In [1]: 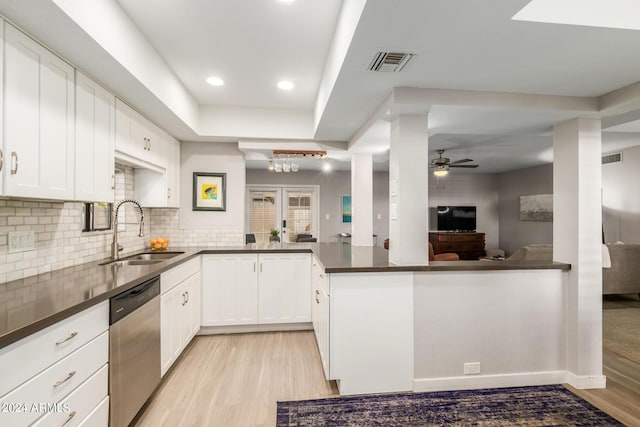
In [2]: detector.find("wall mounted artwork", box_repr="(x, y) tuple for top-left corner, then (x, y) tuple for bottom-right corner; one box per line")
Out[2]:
(520, 194), (553, 221)
(193, 172), (226, 211)
(342, 195), (352, 223)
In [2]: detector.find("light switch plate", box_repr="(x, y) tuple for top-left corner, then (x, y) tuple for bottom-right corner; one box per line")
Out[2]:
(8, 230), (35, 253)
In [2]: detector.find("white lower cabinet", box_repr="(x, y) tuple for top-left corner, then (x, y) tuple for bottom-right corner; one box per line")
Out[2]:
(312, 256), (330, 380)
(160, 258), (201, 377)
(258, 253), (311, 324)
(201, 253), (311, 327)
(0, 302), (109, 427)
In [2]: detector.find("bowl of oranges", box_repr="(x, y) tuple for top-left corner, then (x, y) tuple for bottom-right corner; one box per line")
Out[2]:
(149, 237), (170, 251)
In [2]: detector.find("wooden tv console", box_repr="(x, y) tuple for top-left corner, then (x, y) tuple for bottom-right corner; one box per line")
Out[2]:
(429, 232), (486, 260)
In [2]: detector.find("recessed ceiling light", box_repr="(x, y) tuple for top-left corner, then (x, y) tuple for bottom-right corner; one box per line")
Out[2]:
(206, 76), (225, 87)
(277, 80), (294, 91)
(278, 0), (296, 3)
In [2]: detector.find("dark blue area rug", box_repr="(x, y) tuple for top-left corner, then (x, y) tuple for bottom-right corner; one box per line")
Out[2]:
(277, 385), (623, 426)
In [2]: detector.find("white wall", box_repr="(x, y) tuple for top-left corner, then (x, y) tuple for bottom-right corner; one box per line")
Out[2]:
(245, 170), (389, 245)
(428, 174), (499, 249)
(602, 145), (640, 243)
(497, 164), (554, 256)
(180, 142), (246, 229)
(414, 270), (568, 391)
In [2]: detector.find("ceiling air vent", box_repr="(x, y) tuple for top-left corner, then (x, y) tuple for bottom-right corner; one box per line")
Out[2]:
(602, 152), (622, 165)
(368, 51), (414, 72)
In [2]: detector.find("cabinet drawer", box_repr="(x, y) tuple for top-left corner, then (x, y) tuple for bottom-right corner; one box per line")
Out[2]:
(77, 396), (108, 427)
(31, 365), (108, 427)
(0, 332), (108, 426)
(161, 257), (200, 294)
(436, 233), (484, 242)
(437, 242), (484, 253)
(0, 301), (108, 397)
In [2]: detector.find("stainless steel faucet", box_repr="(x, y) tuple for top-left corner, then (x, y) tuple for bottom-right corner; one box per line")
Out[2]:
(112, 199), (145, 260)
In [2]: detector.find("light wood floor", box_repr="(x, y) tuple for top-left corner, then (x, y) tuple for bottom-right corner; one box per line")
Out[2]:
(134, 331), (338, 427)
(136, 313), (640, 426)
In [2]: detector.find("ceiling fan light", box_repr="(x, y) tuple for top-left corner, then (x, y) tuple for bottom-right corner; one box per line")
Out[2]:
(433, 166), (449, 177)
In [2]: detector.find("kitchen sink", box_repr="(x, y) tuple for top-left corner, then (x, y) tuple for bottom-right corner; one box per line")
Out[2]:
(107, 259), (164, 267)
(100, 251), (185, 266)
(120, 252), (185, 261)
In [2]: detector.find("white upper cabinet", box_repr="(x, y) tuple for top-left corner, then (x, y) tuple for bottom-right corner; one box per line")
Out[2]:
(166, 137), (180, 208)
(75, 71), (115, 203)
(3, 23), (75, 200)
(115, 98), (166, 170)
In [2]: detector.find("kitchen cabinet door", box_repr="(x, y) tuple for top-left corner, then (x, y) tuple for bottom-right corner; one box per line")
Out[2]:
(318, 281), (330, 380)
(115, 98), (166, 170)
(115, 99), (146, 162)
(4, 23), (74, 200)
(202, 254), (258, 326)
(166, 137), (180, 208)
(75, 71), (115, 202)
(258, 254), (311, 324)
(143, 122), (166, 169)
(187, 272), (201, 340)
(161, 283), (184, 377)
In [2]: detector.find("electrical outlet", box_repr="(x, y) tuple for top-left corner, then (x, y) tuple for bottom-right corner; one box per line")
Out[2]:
(464, 362), (481, 375)
(8, 230), (35, 253)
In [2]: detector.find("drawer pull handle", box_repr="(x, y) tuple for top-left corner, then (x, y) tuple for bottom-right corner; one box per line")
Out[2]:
(53, 371), (76, 387)
(55, 332), (78, 345)
(58, 411), (76, 427)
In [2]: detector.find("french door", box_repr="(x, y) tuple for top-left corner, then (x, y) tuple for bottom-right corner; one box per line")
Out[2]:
(246, 186), (319, 243)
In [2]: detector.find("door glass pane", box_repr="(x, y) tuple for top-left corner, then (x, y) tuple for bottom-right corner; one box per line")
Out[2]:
(287, 192), (312, 243)
(249, 191), (277, 244)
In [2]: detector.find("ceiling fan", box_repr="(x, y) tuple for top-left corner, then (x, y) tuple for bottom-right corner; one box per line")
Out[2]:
(431, 149), (478, 176)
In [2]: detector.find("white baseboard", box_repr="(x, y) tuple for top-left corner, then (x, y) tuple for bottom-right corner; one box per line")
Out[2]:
(197, 322), (312, 335)
(413, 371), (567, 392)
(565, 372), (607, 389)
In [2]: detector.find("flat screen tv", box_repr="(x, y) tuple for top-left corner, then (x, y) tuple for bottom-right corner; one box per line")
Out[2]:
(437, 206), (476, 232)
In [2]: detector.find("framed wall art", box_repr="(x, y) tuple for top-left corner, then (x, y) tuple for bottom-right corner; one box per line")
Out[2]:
(193, 172), (226, 211)
(519, 194), (552, 221)
(342, 195), (352, 223)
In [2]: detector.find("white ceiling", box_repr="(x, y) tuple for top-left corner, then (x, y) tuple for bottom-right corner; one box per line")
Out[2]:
(3, 0), (640, 174)
(115, 0), (342, 110)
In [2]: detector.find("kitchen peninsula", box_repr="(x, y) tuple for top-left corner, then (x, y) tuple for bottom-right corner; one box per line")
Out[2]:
(1, 242), (570, 408)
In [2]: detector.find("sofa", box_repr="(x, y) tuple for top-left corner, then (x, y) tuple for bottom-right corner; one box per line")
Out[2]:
(602, 244), (640, 296)
(506, 243), (640, 296)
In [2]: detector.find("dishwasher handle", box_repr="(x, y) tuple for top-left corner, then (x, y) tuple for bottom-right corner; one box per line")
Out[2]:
(110, 276), (160, 325)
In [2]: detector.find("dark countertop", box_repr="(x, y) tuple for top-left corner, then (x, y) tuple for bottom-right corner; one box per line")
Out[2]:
(0, 242), (569, 349)
(312, 243), (571, 273)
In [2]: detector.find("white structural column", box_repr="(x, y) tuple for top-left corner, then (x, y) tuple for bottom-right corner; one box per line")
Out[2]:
(553, 118), (605, 388)
(389, 115), (429, 265)
(351, 153), (374, 246)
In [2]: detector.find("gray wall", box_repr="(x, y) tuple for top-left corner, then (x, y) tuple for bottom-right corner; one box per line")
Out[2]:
(498, 164), (553, 256)
(246, 170), (389, 245)
(602, 145), (640, 243)
(429, 173), (500, 249)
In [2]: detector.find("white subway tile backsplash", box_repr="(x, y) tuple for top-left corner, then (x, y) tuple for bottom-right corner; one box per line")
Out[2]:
(0, 164), (244, 285)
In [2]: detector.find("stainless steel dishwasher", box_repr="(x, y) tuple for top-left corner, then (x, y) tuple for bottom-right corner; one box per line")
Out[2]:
(109, 276), (161, 427)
